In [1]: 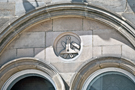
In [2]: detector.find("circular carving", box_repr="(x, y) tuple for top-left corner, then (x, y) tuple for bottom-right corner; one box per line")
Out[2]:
(53, 32), (81, 61)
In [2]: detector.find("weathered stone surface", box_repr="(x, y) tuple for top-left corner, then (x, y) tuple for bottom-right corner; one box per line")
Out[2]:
(42, 0), (51, 4)
(0, 1), (135, 90)
(53, 17), (82, 31)
(0, 79), (3, 89)
(122, 13), (135, 25)
(46, 32), (62, 47)
(0, 2), (15, 16)
(0, 0), (7, 2)
(60, 73), (75, 85)
(27, 20), (52, 32)
(92, 46), (102, 57)
(122, 45), (135, 61)
(9, 0), (43, 2)
(93, 29), (130, 46)
(10, 32), (45, 48)
(52, 62), (82, 73)
(17, 65), (37, 71)
(0, 67), (19, 85)
(8, 16), (18, 23)
(34, 48), (45, 61)
(0, 48), (16, 67)
(15, 2), (45, 16)
(83, 19), (111, 30)
(100, 62), (120, 68)
(17, 48), (34, 58)
(52, 0), (71, 3)
(75, 31), (92, 46)
(85, 0), (126, 12)
(103, 45), (121, 56)
(0, 2), (14, 9)
(0, 18), (9, 28)
(46, 47), (60, 63)
(77, 46), (92, 61)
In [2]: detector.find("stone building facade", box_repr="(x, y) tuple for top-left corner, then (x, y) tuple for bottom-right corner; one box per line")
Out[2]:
(0, 0), (135, 90)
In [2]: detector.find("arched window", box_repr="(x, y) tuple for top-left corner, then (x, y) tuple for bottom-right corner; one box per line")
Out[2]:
(83, 68), (135, 90)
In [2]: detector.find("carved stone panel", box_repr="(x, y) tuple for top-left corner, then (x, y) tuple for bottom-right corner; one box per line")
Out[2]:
(53, 32), (81, 61)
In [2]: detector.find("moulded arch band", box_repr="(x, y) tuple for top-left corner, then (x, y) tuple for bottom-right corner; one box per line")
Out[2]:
(0, 3), (135, 56)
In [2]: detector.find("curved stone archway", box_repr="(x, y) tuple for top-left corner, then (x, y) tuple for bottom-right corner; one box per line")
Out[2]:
(83, 68), (135, 90)
(0, 3), (135, 56)
(70, 56), (135, 90)
(0, 57), (65, 90)
(3, 69), (56, 90)
(0, 3), (135, 90)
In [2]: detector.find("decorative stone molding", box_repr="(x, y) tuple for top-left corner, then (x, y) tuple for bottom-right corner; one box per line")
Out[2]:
(0, 57), (65, 90)
(53, 32), (82, 61)
(70, 56), (135, 90)
(0, 3), (135, 56)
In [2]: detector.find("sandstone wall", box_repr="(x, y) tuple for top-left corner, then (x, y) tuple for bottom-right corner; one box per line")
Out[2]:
(0, 0), (135, 89)
(0, 0), (135, 29)
(0, 17), (134, 87)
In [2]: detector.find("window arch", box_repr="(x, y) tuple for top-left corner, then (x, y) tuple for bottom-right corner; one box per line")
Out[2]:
(0, 57), (65, 90)
(2, 69), (56, 90)
(70, 56), (135, 90)
(82, 68), (135, 90)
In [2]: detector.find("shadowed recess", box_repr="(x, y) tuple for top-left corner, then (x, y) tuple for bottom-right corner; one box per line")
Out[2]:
(11, 76), (55, 90)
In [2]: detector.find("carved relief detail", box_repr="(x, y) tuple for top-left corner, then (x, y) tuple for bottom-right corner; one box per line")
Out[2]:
(53, 32), (81, 60)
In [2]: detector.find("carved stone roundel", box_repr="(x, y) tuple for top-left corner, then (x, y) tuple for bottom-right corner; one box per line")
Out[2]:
(53, 32), (81, 60)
